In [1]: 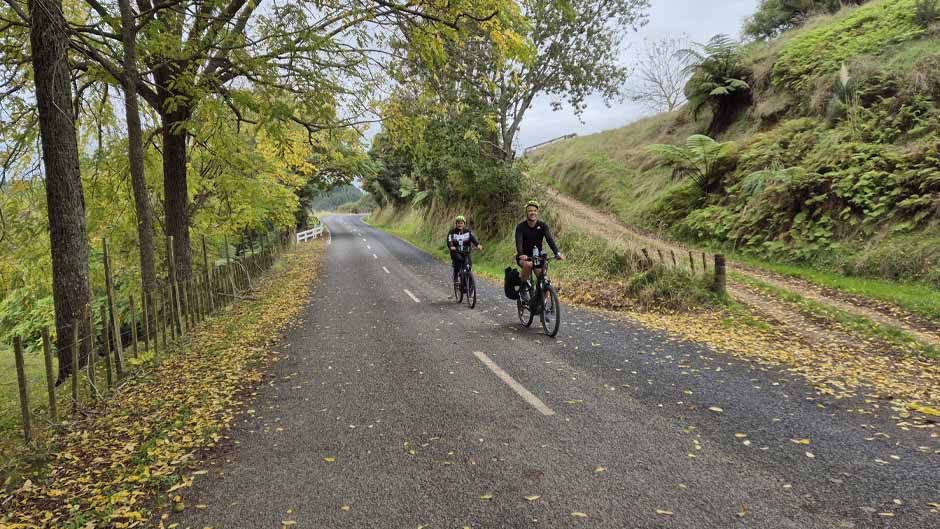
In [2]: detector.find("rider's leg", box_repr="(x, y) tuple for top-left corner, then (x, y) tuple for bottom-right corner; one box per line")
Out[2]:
(520, 259), (533, 283)
(519, 259), (534, 301)
(451, 252), (460, 284)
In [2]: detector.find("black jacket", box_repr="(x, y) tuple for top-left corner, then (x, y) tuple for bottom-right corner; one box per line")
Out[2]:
(515, 220), (559, 258)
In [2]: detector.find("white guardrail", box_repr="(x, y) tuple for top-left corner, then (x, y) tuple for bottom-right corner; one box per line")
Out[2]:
(296, 225), (324, 243)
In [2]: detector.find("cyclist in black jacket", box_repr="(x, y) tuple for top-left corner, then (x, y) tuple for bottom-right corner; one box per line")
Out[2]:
(515, 200), (565, 302)
(447, 215), (483, 288)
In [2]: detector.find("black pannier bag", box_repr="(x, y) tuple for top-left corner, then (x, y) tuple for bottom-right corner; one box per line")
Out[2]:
(504, 267), (521, 300)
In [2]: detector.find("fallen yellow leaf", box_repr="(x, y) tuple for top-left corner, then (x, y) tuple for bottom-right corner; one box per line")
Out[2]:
(340, 505), (351, 511)
(708, 406), (723, 413)
(525, 495), (541, 502)
(480, 494), (493, 500)
(656, 509), (673, 516)
(322, 456), (336, 463)
(791, 438), (810, 445)
(571, 512), (588, 518)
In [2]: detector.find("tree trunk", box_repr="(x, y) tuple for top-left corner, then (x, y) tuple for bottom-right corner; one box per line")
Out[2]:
(118, 0), (157, 294)
(161, 106), (193, 281)
(29, 0), (92, 381)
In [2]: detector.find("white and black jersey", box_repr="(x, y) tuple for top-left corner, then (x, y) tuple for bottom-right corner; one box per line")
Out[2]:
(447, 228), (480, 253)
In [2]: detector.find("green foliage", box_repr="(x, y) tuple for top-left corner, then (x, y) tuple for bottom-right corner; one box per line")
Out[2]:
(773, 0), (925, 90)
(679, 35), (752, 135)
(743, 0), (851, 40)
(647, 135), (738, 195)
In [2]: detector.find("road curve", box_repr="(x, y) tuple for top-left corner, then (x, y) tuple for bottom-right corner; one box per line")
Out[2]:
(167, 214), (940, 529)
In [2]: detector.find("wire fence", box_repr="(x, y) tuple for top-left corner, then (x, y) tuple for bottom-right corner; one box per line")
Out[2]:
(8, 228), (298, 445)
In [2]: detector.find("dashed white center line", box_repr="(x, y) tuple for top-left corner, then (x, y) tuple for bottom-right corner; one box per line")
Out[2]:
(382, 266), (391, 274)
(373, 253), (378, 259)
(473, 351), (555, 416)
(403, 289), (420, 303)
(362, 238), (367, 242)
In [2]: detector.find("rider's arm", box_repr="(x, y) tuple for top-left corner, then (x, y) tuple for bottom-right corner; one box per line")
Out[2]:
(515, 223), (525, 257)
(446, 231), (454, 250)
(470, 230), (481, 248)
(543, 223), (561, 256)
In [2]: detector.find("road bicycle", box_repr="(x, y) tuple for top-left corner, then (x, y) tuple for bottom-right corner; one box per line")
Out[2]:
(516, 251), (561, 337)
(453, 248), (477, 309)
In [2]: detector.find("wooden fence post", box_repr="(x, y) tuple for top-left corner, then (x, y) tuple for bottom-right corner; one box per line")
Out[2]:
(143, 292), (151, 356)
(167, 236), (184, 336)
(129, 295), (139, 358)
(641, 248), (652, 268)
(41, 328), (57, 422)
(85, 306), (97, 402)
(203, 235), (214, 313)
(71, 320), (80, 414)
(688, 250), (696, 273)
(701, 251), (707, 272)
(101, 302), (113, 389)
(13, 337), (31, 443)
(713, 254), (727, 295)
(103, 239), (125, 377)
(669, 250), (677, 269)
(224, 235), (233, 300)
(656, 248), (666, 267)
(153, 291), (162, 364)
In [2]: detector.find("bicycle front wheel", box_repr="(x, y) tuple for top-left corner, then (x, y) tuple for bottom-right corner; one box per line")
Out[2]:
(466, 272), (477, 309)
(517, 297), (533, 327)
(540, 284), (561, 337)
(455, 273), (464, 303)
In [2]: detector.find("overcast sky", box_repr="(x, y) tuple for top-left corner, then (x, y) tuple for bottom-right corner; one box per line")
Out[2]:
(517, 0), (760, 150)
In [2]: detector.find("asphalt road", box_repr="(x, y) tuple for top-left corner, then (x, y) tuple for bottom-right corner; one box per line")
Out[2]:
(168, 214), (940, 529)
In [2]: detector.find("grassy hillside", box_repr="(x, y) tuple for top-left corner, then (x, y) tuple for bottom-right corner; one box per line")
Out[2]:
(529, 0), (940, 287)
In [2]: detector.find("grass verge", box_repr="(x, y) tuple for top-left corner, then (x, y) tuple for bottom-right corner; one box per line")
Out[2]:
(731, 255), (940, 322)
(1, 241), (325, 528)
(732, 271), (940, 359)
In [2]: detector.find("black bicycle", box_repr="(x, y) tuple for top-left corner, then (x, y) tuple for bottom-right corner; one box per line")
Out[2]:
(453, 249), (477, 309)
(516, 253), (561, 337)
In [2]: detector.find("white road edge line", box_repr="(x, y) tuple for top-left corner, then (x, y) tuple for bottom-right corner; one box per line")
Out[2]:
(403, 289), (421, 303)
(382, 266), (391, 274)
(472, 351), (556, 416)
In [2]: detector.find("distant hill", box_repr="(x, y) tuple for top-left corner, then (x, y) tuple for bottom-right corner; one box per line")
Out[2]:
(309, 185), (364, 211)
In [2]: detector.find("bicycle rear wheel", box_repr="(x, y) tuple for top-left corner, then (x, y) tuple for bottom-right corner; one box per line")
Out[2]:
(540, 284), (561, 337)
(466, 272), (477, 309)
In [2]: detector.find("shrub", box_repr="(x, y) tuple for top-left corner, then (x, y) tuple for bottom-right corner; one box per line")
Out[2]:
(914, 0), (940, 28)
(744, 0), (847, 41)
(679, 35), (753, 136)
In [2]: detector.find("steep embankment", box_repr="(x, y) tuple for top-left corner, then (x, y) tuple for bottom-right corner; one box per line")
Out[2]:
(529, 0), (940, 340)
